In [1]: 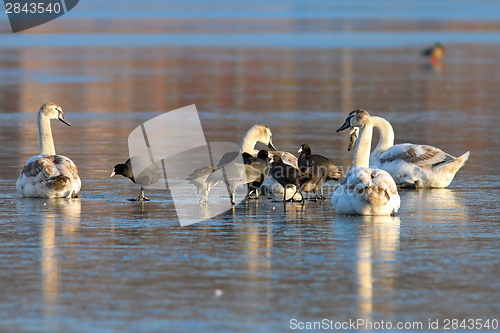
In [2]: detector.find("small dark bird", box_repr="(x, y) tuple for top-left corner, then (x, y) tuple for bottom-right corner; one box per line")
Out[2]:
(110, 156), (162, 201)
(270, 155), (323, 202)
(422, 42), (445, 63)
(298, 144), (341, 199)
(245, 150), (270, 198)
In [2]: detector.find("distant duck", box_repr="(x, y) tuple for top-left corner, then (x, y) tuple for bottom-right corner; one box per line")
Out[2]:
(16, 103), (81, 198)
(297, 143), (341, 199)
(422, 42), (445, 63)
(332, 110), (400, 216)
(111, 156), (162, 201)
(347, 115), (469, 188)
(270, 155), (324, 203)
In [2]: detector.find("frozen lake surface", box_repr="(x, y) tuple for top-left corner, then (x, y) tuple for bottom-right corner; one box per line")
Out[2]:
(1, 1), (500, 332)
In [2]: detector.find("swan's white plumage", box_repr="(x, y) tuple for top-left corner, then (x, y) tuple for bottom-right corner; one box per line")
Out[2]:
(358, 116), (470, 188)
(332, 110), (400, 216)
(331, 167), (400, 216)
(16, 103), (81, 198)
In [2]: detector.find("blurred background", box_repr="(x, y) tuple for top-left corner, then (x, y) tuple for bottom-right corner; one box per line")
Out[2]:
(1, 1), (500, 332)
(1, 0), (499, 171)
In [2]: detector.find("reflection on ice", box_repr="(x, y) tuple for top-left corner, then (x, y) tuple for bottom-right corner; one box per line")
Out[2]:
(334, 215), (400, 320)
(401, 188), (468, 224)
(16, 198), (81, 329)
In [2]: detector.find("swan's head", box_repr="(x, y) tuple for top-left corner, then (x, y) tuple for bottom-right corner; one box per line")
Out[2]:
(336, 109), (370, 133)
(298, 144), (311, 155)
(39, 102), (71, 126)
(244, 124), (277, 151)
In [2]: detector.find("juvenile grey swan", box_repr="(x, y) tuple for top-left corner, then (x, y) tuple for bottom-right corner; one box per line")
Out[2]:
(16, 103), (81, 198)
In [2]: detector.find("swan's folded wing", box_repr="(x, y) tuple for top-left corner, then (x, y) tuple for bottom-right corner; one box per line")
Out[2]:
(343, 168), (397, 195)
(22, 155), (60, 180)
(55, 156), (80, 180)
(370, 169), (398, 195)
(342, 167), (372, 189)
(379, 144), (447, 167)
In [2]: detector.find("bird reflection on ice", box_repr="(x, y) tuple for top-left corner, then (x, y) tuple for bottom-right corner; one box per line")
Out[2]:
(334, 215), (400, 322)
(16, 198), (81, 330)
(401, 188), (468, 225)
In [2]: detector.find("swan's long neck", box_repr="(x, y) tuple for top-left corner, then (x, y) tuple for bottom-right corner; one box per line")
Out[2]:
(38, 112), (56, 155)
(240, 137), (256, 154)
(371, 116), (394, 154)
(353, 120), (373, 168)
(239, 128), (260, 154)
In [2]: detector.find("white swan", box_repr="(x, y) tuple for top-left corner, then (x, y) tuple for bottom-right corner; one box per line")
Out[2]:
(16, 103), (81, 198)
(348, 116), (470, 188)
(332, 110), (400, 216)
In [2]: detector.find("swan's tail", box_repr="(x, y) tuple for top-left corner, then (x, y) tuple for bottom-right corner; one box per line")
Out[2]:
(434, 151), (470, 175)
(44, 175), (71, 190)
(427, 151), (470, 188)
